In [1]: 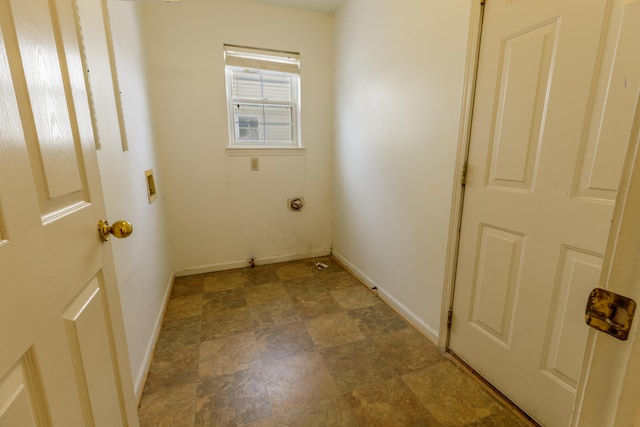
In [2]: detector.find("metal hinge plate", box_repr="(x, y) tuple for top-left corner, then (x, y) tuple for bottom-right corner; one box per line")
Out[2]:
(585, 288), (636, 341)
(461, 162), (468, 185)
(447, 308), (453, 329)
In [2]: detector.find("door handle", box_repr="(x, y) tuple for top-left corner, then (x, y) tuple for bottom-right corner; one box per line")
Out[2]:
(585, 288), (636, 340)
(98, 219), (133, 242)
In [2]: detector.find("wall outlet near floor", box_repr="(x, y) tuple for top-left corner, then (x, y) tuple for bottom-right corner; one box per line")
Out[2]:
(250, 157), (259, 171)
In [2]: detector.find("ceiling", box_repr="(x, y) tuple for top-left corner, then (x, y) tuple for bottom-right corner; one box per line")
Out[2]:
(250, 0), (345, 14)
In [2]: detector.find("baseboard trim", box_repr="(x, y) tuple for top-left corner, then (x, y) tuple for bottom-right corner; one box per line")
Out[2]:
(377, 287), (439, 344)
(134, 271), (175, 403)
(174, 249), (333, 277)
(331, 251), (439, 344)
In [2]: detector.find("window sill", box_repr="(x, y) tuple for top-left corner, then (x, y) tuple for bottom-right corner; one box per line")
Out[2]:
(225, 146), (306, 156)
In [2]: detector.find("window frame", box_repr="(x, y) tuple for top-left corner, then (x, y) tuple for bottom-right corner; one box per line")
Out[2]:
(224, 46), (302, 149)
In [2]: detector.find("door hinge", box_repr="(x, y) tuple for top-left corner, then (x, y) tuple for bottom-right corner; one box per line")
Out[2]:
(461, 162), (468, 186)
(447, 308), (453, 329)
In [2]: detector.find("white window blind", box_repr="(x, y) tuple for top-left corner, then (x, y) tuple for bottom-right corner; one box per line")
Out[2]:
(224, 45), (301, 147)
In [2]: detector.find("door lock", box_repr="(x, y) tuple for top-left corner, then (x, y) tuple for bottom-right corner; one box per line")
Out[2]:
(585, 288), (636, 340)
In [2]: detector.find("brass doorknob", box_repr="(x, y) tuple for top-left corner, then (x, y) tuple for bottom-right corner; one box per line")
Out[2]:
(98, 219), (133, 242)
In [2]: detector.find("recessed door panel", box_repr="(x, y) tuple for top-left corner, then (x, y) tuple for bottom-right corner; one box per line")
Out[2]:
(488, 21), (557, 192)
(63, 276), (124, 427)
(0, 2), (24, 245)
(3, 0), (88, 222)
(0, 356), (48, 427)
(575, 2), (640, 202)
(543, 247), (602, 388)
(470, 225), (525, 347)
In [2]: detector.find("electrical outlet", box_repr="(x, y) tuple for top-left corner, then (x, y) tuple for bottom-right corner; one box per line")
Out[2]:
(250, 157), (259, 171)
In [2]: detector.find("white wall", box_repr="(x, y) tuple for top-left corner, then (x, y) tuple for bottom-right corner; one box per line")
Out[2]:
(138, 0), (334, 274)
(332, 0), (472, 340)
(77, 0), (173, 396)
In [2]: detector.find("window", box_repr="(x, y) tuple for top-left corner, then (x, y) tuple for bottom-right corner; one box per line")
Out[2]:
(224, 45), (301, 148)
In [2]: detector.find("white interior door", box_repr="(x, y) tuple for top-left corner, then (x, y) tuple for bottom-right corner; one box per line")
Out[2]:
(449, 0), (639, 425)
(0, 0), (137, 425)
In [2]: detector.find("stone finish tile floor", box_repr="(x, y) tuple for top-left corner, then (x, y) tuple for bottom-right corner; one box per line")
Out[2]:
(138, 257), (535, 427)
